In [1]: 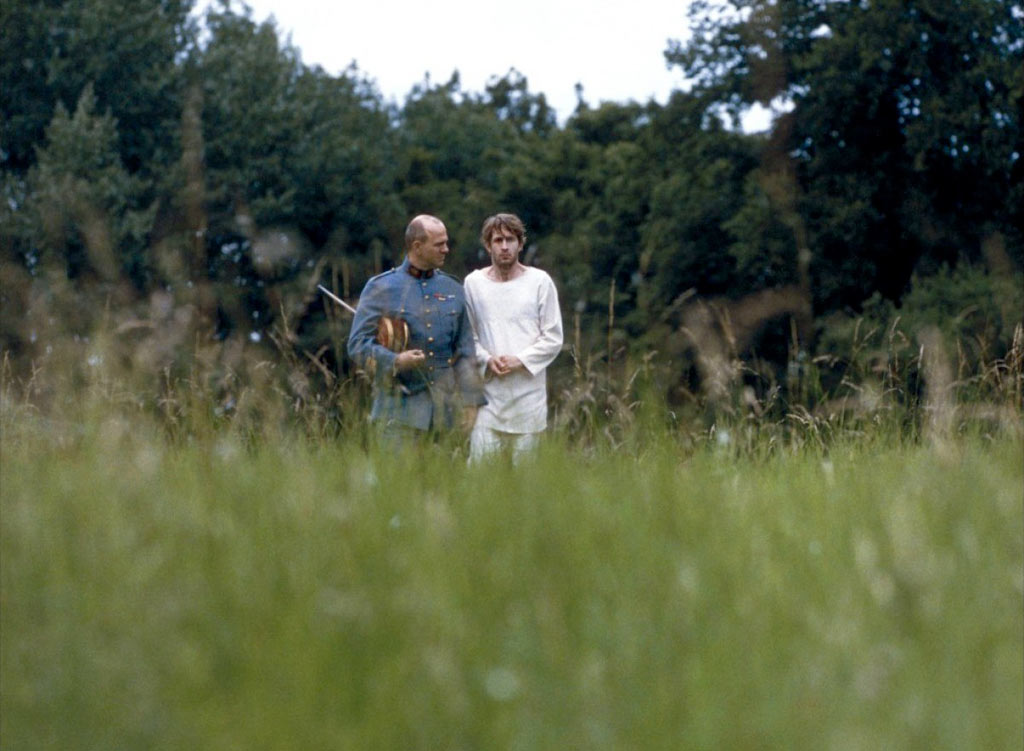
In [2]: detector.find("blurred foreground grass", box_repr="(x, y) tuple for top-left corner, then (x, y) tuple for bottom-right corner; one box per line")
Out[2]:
(2, 416), (1021, 750)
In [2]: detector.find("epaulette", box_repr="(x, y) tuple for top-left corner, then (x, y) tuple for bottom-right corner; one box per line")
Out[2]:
(366, 267), (398, 283)
(436, 269), (462, 283)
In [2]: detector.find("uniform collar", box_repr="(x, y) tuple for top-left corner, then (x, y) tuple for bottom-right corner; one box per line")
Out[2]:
(402, 257), (434, 279)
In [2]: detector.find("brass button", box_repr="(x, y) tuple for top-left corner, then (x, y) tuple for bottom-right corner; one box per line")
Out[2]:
(428, 351), (434, 357)
(427, 336), (434, 343)
(426, 323), (431, 328)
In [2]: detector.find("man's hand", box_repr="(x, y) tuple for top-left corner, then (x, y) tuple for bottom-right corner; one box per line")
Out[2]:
(486, 357), (507, 377)
(394, 349), (426, 372)
(460, 406), (478, 433)
(487, 355), (525, 377)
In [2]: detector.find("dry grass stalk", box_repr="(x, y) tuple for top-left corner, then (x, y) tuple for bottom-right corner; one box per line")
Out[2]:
(680, 285), (810, 414)
(918, 326), (954, 448)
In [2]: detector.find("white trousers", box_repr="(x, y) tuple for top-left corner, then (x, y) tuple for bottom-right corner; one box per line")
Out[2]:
(469, 424), (540, 463)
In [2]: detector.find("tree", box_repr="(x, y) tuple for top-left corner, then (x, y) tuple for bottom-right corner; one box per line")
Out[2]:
(566, 103), (653, 314)
(1, 0), (195, 177)
(482, 69), (557, 136)
(187, 4), (407, 346)
(639, 93), (759, 306)
(194, 6), (306, 230)
(396, 74), (521, 276)
(286, 65), (401, 255)
(667, 0), (1024, 312)
(26, 86), (153, 284)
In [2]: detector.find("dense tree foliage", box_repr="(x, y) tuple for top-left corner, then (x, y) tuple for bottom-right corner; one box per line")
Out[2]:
(667, 0), (1024, 310)
(2, 0), (1020, 383)
(1, 0), (193, 177)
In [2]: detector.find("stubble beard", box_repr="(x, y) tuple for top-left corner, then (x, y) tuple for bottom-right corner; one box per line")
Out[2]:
(490, 253), (516, 278)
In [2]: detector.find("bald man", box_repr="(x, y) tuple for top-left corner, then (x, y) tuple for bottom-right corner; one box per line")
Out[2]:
(347, 215), (484, 442)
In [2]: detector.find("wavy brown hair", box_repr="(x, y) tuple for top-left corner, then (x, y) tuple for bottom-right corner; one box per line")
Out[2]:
(479, 213), (526, 248)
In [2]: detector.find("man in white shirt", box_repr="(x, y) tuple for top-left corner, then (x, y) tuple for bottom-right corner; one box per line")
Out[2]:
(464, 213), (563, 461)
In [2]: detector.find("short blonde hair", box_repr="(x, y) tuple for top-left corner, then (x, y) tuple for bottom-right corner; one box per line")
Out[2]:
(405, 214), (441, 250)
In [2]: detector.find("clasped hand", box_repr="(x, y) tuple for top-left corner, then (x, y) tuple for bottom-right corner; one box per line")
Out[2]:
(487, 355), (524, 377)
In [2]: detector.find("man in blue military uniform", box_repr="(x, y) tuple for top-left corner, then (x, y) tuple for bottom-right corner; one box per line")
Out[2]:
(348, 215), (484, 440)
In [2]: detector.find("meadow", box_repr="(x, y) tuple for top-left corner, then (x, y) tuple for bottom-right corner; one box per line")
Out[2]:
(2, 351), (1022, 749)
(5, 2), (1022, 743)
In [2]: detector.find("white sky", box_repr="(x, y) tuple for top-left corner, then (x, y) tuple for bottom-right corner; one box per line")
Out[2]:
(197, 0), (696, 123)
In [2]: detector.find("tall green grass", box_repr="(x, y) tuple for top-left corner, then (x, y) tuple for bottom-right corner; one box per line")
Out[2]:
(2, 413), (1021, 749)
(2, 303), (1022, 748)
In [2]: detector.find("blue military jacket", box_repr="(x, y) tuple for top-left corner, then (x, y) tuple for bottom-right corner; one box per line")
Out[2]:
(347, 257), (484, 431)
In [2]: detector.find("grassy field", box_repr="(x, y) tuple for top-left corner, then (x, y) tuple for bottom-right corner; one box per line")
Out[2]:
(2, 410), (1021, 750)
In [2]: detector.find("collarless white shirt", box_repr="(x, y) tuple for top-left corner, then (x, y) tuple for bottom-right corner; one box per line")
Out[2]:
(464, 266), (563, 433)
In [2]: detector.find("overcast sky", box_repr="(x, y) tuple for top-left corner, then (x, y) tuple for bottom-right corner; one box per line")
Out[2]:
(196, 0), (697, 122)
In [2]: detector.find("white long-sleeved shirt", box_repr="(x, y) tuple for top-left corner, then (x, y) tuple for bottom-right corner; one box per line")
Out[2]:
(464, 266), (563, 433)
